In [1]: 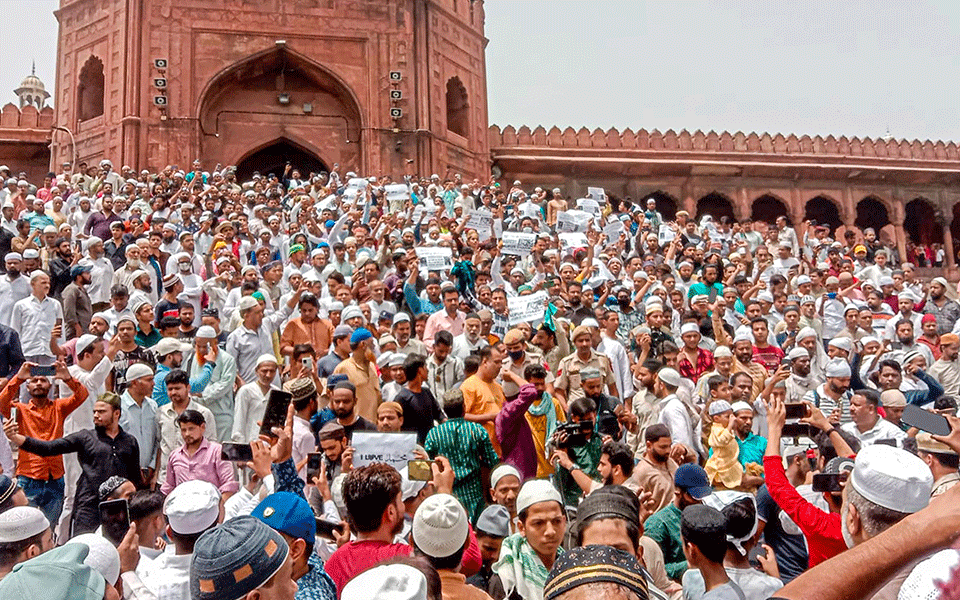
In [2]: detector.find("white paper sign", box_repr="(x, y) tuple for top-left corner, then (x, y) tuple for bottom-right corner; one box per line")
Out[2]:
(587, 187), (606, 203)
(577, 198), (601, 217)
(411, 205), (427, 225)
(603, 220), (625, 241)
(351, 432), (417, 472)
(501, 231), (537, 256)
(508, 291), (548, 325)
(342, 178), (368, 205)
(658, 223), (676, 245)
(415, 246), (454, 271)
(556, 210), (592, 233)
(559, 232), (589, 254)
(384, 183), (410, 206)
(465, 209), (493, 232)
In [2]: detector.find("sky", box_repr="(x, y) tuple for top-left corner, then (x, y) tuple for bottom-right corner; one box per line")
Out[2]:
(3, 0), (959, 142)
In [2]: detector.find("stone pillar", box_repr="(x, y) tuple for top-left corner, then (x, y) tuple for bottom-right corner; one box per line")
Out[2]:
(681, 179), (696, 216)
(892, 203), (907, 264)
(944, 220), (956, 269)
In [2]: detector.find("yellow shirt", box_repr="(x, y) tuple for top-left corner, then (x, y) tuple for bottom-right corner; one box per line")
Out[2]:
(704, 422), (743, 488)
(524, 397), (566, 478)
(460, 374), (505, 456)
(333, 356), (382, 423)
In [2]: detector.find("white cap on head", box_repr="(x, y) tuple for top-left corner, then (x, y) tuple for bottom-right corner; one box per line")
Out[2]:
(412, 493), (469, 558)
(237, 296), (259, 312)
(75, 333), (100, 356)
(733, 328), (754, 344)
(387, 353), (406, 368)
(860, 335), (880, 347)
(163, 480), (221, 534)
(125, 362), (154, 381)
(0, 506), (49, 542)
(680, 323), (700, 336)
(828, 337), (853, 352)
(731, 401), (753, 414)
(795, 275), (812, 285)
(849, 444), (932, 514)
(342, 306), (364, 322)
(580, 318), (599, 329)
(658, 367), (681, 388)
(195, 325), (217, 339)
(825, 358), (851, 378)
(65, 533), (121, 585)
(516, 479), (562, 515)
(898, 549), (960, 600)
(341, 564), (427, 600)
(899, 289), (919, 303)
(713, 345), (732, 358)
(708, 400), (733, 416)
(490, 464), (521, 489)
(392, 312), (411, 326)
(256, 354), (278, 367)
(757, 291), (774, 303)
(787, 347), (809, 361)
(796, 327), (817, 342)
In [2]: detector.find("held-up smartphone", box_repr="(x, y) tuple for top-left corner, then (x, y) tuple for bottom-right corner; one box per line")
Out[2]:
(301, 356), (314, 372)
(306, 453), (323, 481)
(9, 406), (16, 422)
(99, 498), (130, 546)
(902, 404), (951, 437)
(408, 459), (434, 481)
(315, 518), (345, 540)
(811, 473), (847, 493)
(30, 365), (56, 377)
(259, 390), (293, 438)
(781, 423), (814, 438)
(220, 442), (254, 462)
(784, 403), (809, 420)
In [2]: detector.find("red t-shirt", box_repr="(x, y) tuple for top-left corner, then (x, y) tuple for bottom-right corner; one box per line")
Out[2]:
(326, 540), (412, 596)
(752, 344), (785, 372)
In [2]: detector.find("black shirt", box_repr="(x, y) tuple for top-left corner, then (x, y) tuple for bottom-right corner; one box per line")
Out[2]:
(21, 426), (143, 536)
(396, 387), (445, 445)
(342, 416), (376, 442)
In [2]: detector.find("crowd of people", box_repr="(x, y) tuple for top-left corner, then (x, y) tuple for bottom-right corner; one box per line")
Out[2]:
(1, 158), (960, 600)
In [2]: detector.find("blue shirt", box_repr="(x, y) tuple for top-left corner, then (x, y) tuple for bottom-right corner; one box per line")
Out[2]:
(736, 432), (767, 466)
(402, 282), (442, 316)
(152, 361), (215, 406)
(296, 553), (337, 600)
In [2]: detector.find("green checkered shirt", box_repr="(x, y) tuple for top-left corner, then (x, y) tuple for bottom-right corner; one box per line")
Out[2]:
(424, 418), (500, 522)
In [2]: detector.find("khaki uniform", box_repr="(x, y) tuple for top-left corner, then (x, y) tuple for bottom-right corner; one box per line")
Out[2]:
(554, 350), (615, 404)
(501, 348), (552, 397)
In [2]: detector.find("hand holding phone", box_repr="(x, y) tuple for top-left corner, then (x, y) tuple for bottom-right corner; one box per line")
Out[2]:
(221, 442), (254, 462)
(99, 498), (130, 546)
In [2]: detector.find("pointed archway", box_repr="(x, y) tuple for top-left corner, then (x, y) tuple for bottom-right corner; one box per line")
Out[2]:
(236, 138), (329, 183)
(804, 196), (842, 233)
(198, 46), (363, 174)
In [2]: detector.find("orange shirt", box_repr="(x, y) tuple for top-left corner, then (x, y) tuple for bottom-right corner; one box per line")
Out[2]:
(0, 377), (88, 480)
(281, 317), (334, 357)
(460, 375), (505, 456)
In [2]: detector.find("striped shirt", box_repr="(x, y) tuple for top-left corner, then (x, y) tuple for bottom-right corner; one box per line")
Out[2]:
(424, 418), (499, 522)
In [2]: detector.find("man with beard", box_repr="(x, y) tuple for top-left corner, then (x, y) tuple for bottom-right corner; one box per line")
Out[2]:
(333, 328), (382, 423)
(0, 252), (29, 327)
(644, 463), (713, 581)
(182, 326), (237, 442)
(803, 358), (853, 425)
(84, 192), (122, 240)
(783, 347), (816, 404)
(612, 285), (644, 340)
(161, 407), (237, 500)
(329, 380), (377, 439)
(565, 280), (594, 326)
(883, 290), (923, 342)
(731, 400), (766, 468)
(48, 236), (75, 300)
(83, 236), (114, 313)
(452, 312), (488, 360)
(730, 331), (767, 402)
(61, 263), (93, 339)
(929, 333), (960, 398)
(925, 277), (960, 334)
(630, 424), (682, 513)
(889, 318), (935, 367)
(4, 391), (143, 535)
(324, 464), (412, 591)
(391, 312), (427, 356)
(841, 389), (906, 447)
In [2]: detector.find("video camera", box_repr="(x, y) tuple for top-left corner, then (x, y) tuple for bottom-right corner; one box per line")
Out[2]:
(555, 420), (593, 449)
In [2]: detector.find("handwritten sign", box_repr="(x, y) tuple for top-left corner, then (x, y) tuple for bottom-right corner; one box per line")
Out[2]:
(559, 232), (589, 254)
(508, 291), (548, 325)
(411, 205), (427, 225)
(415, 246), (454, 271)
(501, 231), (537, 257)
(341, 178), (368, 205)
(556, 210), (592, 233)
(351, 432), (417, 472)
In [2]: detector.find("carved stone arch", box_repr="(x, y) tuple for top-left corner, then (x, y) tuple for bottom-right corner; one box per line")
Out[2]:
(234, 136), (330, 182)
(697, 192), (736, 222)
(77, 55), (104, 121)
(198, 45), (363, 174)
(638, 190), (679, 222)
(855, 196), (893, 234)
(904, 197), (944, 246)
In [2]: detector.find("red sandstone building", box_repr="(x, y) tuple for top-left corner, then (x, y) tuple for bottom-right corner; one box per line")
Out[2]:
(3, 0), (959, 267)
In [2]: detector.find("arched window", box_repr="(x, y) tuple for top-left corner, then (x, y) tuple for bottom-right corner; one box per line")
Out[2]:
(445, 77), (469, 138)
(78, 56), (104, 121)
